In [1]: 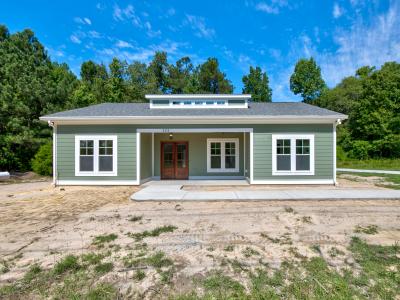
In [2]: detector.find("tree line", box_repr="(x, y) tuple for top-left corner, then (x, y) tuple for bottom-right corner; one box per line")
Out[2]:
(289, 57), (400, 160)
(0, 25), (399, 172)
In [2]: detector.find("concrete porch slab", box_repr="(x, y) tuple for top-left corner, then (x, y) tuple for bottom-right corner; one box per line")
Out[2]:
(131, 184), (400, 201)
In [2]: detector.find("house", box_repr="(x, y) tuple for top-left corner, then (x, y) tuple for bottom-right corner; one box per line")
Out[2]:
(40, 94), (347, 186)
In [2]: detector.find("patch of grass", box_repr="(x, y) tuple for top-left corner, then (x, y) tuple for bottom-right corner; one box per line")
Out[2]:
(310, 244), (321, 254)
(354, 224), (379, 234)
(127, 225), (177, 241)
(242, 247), (260, 258)
(85, 283), (118, 300)
(53, 255), (80, 275)
(284, 206), (295, 213)
(92, 233), (118, 245)
(337, 158), (400, 170)
(338, 171), (400, 189)
(229, 259), (248, 273)
(147, 251), (173, 269)
(202, 271), (246, 299)
(260, 233), (280, 243)
(223, 245), (234, 252)
(94, 262), (113, 275)
(81, 252), (104, 265)
(128, 215), (143, 222)
(133, 269), (146, 281)
(301, 216), (313, 224)
(206, 246), (214, 252)
(328, 247), (345, 258)
(160, 268), (174, 284)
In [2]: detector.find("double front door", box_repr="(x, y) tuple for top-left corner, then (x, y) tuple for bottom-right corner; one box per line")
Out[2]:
(161, 142), (189, 179)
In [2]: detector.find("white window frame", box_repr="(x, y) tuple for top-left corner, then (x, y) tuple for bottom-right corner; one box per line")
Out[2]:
(75, 135), (118, 176)
(272, 134), (314, 176)
(207, 138), (239, 173)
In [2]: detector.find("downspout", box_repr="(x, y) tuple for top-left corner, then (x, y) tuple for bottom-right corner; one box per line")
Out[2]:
(48, 121), (57, 186)
(333, 119), (341, 186)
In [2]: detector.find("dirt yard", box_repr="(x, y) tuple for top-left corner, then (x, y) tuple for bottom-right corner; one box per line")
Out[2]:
(0, 176), (399, 299)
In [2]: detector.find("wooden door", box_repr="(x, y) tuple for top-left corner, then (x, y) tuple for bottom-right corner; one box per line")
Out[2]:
(161, 142), (188, 179)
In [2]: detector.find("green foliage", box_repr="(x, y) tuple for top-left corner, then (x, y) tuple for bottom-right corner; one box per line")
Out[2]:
(197, 58), (233, 93)
(290, 57), (326, 102)
(53, 255), (80, 275)
(348, 140), (372, 160)
(92, 233), (118, 245)
(242, 66), (272, 102)
(31, 142), (52, 176)
(94, 262), (113, 274)
(127, 225), (177, 241)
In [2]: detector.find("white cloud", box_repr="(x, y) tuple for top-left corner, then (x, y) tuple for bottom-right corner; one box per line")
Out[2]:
(333, 3), (344, 18)
(255, 0), (289, 14)
(70, 35), (81, 44)
(113, 4), (141, 27)
(116, 40), (134, 48)
(269, 2), (400, 101)
(144, 21), (161, 38)
(185, 15), (215, 39)
(74, 17), (91, 25)
(167, 8), (176, 16)
(96, 3), (106, 10)
(88, 31), (101, 38)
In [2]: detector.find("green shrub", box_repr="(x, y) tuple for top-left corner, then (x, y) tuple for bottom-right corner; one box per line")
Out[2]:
(31, 142), (52, 176)
(336, 145), (347, 161)
(348, 140), (371, 160)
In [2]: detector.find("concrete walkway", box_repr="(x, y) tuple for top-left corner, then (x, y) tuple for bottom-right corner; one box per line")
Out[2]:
(131, 184), (400, 201)
(338, 168), (400, 175)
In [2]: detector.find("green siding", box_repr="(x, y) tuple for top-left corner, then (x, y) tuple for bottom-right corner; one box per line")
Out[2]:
(56, 123), (334, 183)
(57, 125), (136, 181)
(140, 133), (152, 180)
(252, 124), (333, 180)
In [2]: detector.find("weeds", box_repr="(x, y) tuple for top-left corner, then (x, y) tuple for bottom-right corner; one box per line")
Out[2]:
(133, 269), (146, 281)
(224, 245), (234, 252)
(127, 225), (177, 241)
(92, 233), (118, 246)
(242, 247), (260, 258)
(354, 224), (379, 234)
(53, 255), (80, 275)
(94, 262), (113, 274)
(129, 215), (143, 222)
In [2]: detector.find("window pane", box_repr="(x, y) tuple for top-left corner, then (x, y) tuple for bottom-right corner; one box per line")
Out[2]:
(80, 156), (94, 171)
(277, 139), (290, 155)
(87, 140), (93, 147)
(106, 140), (113, 147)
(277, 156), (291, 171)
(99, 156), (113, 171)
(99, 140), (106, 147)
(87, 148), (93, 155)
(211, 156), (221, 169)
(296, 155), (310, 171)
(225, 156), (235, 169)
(106, 147), (113, 155)
(225, 142), (235, 155)
(80, 140), (86, 148)
(99, 147), (106, 155)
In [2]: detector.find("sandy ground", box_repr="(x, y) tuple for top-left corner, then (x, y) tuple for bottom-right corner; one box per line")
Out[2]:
(0, 176), (399, 295)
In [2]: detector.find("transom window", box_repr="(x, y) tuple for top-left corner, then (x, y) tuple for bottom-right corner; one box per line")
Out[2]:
(207, 138), (239, 173)
(272, 135), (314, 175)
(75, 136), (117, 176)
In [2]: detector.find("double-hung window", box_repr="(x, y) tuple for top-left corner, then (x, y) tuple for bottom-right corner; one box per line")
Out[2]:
(207, 138), (239, 172)
(75, 136), (117, 176)
(272, 135), (314, 175)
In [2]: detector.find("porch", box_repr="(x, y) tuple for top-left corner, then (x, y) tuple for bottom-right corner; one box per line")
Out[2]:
(137, 128), (252, 184)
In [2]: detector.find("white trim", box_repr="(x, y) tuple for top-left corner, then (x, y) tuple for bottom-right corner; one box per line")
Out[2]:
(250, 131), (254, 184)
(53, 123), (57, 185)
(137, 128), (253, 133)
(251, 179), (334, 185)
(75, 136), (118, 176)
(151, 132), (154, 178)
(243, 132), (246, 177)
(41, 116), (346, 126)
(207, 138), (239, 173)
(57, 180), (138, 186)
(272, 134), (315, 176)
(145, 94), (251, 100)
(136, 132), (141, 185)
(333, 123), (337, 185)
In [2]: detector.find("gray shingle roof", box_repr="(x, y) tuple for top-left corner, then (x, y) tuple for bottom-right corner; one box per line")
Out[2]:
(41, 102), (347, 120)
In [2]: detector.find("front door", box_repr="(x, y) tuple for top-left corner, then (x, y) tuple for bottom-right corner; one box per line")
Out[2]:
(161, 142), (189, 179)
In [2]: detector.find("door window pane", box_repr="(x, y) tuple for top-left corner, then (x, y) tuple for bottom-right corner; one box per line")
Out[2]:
(176, 144), (187, 168)
(163, 143), (173, 168)
(79, 140), (94, 172)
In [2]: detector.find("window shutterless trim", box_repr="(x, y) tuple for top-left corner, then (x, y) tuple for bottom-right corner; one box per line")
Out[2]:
(75, 135), (118, 176)
(206, 138), (239, 173)
(272, 134), (314, 176)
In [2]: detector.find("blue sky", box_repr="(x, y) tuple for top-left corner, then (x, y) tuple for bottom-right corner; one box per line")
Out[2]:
(2, 0), (399, 101)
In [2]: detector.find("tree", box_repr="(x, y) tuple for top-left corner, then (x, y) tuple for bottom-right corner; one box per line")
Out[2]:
(242, 66), (272, 102)
(147, 51), (169, 93)
(168, 57), (194, 94)
(197, 58), (233, 94)
(0, 26), (77, 171)
(290, 57), (326, 102)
